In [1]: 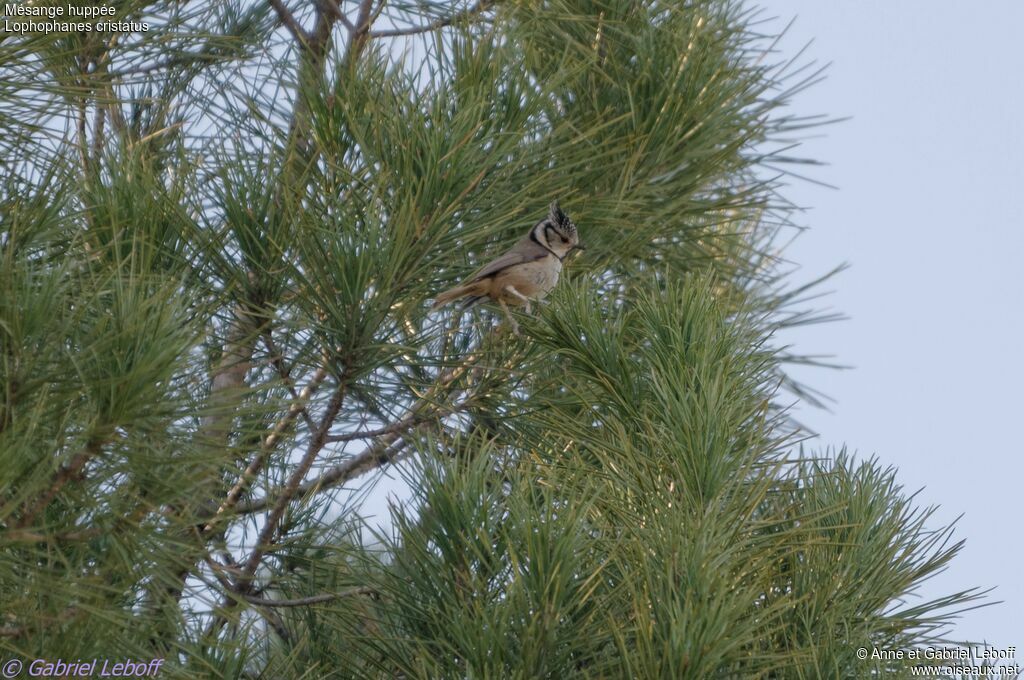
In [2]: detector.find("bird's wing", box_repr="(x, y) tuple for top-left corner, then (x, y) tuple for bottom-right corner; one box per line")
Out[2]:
(470, 240), (549, 282)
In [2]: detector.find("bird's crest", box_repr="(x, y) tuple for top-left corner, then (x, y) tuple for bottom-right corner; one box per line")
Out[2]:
(548, 200), (576, 238)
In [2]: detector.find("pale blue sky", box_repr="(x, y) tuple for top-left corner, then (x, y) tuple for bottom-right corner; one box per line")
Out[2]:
(763, 0), (1024, 645)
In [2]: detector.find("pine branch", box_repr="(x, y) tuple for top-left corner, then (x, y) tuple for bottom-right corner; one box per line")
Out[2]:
(234, 435), (413, 517)
(202, 379), (349, 642)
(345, 0), (378, 62)
(317, 0), (357, 34)
(227, 354), (481, 517)
(13, 437), (106, 529)
(202, 554), (292, 642)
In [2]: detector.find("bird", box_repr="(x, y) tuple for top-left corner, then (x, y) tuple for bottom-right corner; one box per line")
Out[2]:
(432, 200), (583, 332)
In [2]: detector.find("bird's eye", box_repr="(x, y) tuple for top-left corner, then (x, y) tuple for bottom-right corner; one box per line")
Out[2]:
(561, 236), (569, 243)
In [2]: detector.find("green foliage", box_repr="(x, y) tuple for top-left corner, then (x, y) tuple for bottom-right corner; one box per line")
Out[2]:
(258, 280), (980, 678)
(1, 0), (985, 677)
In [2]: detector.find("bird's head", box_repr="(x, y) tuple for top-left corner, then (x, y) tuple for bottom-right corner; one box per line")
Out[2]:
(536, 200), (583, 259)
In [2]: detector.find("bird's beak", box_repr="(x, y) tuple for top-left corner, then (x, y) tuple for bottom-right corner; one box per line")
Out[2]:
(573, 243), (586, 252)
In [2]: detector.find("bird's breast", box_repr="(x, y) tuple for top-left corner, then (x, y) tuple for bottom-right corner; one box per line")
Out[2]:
(520, 257), (560, 295)
(492, 255), (561, 301)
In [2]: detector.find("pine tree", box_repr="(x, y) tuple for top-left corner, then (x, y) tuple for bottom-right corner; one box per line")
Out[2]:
(1, 0), (984, 677)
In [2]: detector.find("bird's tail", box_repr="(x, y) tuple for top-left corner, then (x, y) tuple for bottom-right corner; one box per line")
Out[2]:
(432, 282), (485, 309)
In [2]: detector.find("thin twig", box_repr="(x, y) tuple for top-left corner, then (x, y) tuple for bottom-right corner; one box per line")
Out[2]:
(244, 585), (375, 607)
(325, 411), (430, 443)
(222, 437), (409, 517)
(2, 528), (103, 544)
(240, 381), (349, 578)
(202, 555), (291, 641)
(108, 52), (220, 80)
(369, 0), (494, 38)
(263, 329), (317, 430)
(129, 122), (184, 151)
(268, 0), (309, 44)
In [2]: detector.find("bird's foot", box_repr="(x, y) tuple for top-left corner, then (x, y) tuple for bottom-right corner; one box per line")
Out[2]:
(498, 299), (521, 335)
